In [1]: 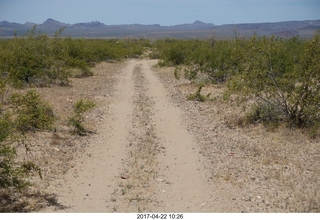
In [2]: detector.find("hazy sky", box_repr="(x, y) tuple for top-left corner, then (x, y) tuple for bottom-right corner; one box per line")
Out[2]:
(0, 0), (319, 25)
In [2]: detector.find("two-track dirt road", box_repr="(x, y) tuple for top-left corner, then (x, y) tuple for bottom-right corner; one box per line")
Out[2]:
(43, 59), (248, 212)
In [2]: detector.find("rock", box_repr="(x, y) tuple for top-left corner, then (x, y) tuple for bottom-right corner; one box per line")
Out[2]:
(121, 174), (130, 179)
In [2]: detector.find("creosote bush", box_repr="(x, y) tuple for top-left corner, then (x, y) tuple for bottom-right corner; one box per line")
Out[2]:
(244, 102), (284, 129)
(0, 27), (150, 88)
(10, 90), (55, 132)
(0, 107), (42, 193)
(0, 89), (52, 207)
(68, 98), (96, 135)
(228, 32), (320, 135)
(156, 32), (320, 135)
(0, 27), (71, 88)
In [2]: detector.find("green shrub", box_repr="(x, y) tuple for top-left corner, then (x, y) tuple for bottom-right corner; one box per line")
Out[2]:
(174, 66), (181, 80)
(245, 102), (283, 127)
(0, 79), (6, 106)
(68, 98), (95, 135)
(155, 32), (319, 135)
(0, 114), (41, 191)
(10, 90), (55, 132)
(155, 39), (194, 66)
(0, 89), (45, 198)
(0, 26), (72, 88)
(0, 145), (41, 190)
(155, 38), (243, 83)
(228, 32), (320, 134)
(0, 27), (153, 88)
(186, 84), (207, 102)
(0, 114), (12, 143)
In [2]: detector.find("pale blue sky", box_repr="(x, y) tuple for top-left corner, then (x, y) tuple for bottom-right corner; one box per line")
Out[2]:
(0, 0), (319, 25)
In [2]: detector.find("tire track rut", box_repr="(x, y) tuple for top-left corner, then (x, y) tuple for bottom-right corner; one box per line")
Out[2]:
(113, 60), (216, 212)
(44, 59), (220, 212)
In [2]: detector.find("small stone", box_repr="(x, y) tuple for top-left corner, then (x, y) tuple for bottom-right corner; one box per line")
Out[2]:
(121, 174), (130, 179)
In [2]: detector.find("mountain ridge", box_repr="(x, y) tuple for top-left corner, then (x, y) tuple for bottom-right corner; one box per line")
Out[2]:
(0, 18), (319, 38)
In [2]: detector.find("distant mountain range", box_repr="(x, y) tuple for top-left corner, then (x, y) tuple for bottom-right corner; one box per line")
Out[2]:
(0, 18), (319, 38)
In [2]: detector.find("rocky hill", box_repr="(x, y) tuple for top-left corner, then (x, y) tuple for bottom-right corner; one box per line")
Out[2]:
(0, 18), (319, 38)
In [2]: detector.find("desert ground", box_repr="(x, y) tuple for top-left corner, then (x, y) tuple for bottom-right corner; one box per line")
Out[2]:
(9, 59), (318, 213)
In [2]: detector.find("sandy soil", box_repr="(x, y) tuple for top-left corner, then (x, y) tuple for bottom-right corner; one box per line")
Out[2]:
(15, 59), (318, 213)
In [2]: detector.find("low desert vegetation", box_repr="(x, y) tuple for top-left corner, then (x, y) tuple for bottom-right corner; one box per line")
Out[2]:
(0, 27), (148, 211)
(0, 90), (46, 212)
(10, 90), (55, 132)
(0, 25), (319, 212)
(0, 26), (148, 88)
(68, 98), (96, 136)
(155, 31), (320, 137)
(153, 31), (319, 213)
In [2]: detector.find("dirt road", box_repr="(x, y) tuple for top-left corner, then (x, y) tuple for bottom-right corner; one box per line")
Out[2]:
(41, 59), (238, 212)
(41, 59), (319, 213)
